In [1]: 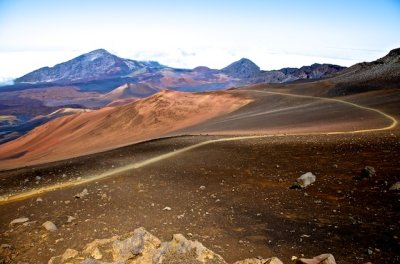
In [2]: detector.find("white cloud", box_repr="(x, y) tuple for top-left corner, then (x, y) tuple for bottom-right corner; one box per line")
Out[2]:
(0, 77), (14, 86)
(0, 45), (384, 80)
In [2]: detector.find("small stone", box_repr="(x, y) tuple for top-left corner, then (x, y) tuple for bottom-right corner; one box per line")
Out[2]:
(42, 221), (58, 232)
(67, 216), (76, 223)
(35, 176), (41, 181)
(91, 247), (103, 260)
(162, 207), (171, 211)
(360, 166), (376, 179)
(268, 257), (284, 264)
(177, 213), (185, 219)
(61, 248), (78, 262)
(234, 257), (283, 264)
(9, 217), (29, 225)
(74, 188), (89, 199)
(389, 181), (400, 191)
(1, 244), (12, 249)
(199, 186), (206, 191)
(291, 172), (316, 189)
(296, 253), (336, 264)
(36, 197), (43, 202)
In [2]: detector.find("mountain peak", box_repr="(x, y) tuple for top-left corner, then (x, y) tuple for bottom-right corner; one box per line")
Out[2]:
(85, 48), (112, 56)
(81, 49), (114, 62)
(376, 47), (400, 64)
(238, 57), (254, 63)
(221, 58), (260, 78)
(16, 49), (164, 83)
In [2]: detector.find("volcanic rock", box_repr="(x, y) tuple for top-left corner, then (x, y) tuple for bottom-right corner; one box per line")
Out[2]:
(9, 217), (29, 226)
(291, 172), (316, 189)
(42, 221), (58, 232)
(295, 253), (336, 264)
(360, 166), (376, 179)
(389, 181), (400, 191)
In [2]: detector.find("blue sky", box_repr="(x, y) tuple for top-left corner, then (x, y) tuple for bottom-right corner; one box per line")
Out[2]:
(0, 0), (399, 82)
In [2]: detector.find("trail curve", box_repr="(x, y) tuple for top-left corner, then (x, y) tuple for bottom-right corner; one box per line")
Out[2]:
(0, 89), (397, 204)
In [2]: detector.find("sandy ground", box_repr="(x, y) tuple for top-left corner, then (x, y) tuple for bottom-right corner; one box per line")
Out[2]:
(1, 85), (398, 171)
(0, 90), (250, 170)
(0, 133), (399, 263)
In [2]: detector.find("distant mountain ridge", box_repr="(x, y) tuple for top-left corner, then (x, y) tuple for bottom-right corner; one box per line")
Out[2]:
(14, 49), (346, 90)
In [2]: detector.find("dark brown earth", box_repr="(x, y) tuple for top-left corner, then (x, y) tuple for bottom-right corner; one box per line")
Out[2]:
(1, 132), (399, 263)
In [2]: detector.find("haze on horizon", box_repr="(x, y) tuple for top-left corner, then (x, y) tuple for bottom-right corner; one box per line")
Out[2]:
(0, 0), (399, 83)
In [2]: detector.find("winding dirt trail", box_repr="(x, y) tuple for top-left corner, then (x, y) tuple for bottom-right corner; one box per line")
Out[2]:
(0, 89), (397, 204)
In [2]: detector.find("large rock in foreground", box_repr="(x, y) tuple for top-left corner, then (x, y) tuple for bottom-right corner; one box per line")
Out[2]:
(49, 227), (228, 264)
(49, 227), (336, 264)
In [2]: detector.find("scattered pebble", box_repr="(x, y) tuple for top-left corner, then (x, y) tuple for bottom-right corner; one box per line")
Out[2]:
(42, 221), (58, 232)
(389, 181), (400, 191)
(9, 218), (29, 226)
(74, 188), (89, 199)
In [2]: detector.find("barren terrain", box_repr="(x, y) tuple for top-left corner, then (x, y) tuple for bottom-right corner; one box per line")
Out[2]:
(0, 81), (399, 263)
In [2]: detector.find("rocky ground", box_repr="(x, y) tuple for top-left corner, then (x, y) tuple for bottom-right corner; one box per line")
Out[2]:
(0, 132), (400, 263)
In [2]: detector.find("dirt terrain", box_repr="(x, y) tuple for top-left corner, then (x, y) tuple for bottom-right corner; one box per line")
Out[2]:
(0, 132), (399, 263)
(0, 90), (250, 170)
(0, 81), (399, 263)
(1, 84), (398, 171)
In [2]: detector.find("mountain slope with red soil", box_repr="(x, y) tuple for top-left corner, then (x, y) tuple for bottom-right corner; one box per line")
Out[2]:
(0, 90), (250, 169)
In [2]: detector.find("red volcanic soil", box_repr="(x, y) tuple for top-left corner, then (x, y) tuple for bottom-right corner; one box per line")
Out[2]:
(0, 90), (251, 170)
(105, 98), (138, 107)
(1, 83), (399, 171)
(172, 87), (399, 137)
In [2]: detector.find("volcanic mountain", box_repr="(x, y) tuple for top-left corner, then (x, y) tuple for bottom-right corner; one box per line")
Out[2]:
(14, 49), (345, 90)
(102, 83), (159, 100)
(221, 58), (261, 79)
(0, 90), (251, 169)
(334, 47), (400, 83)
(16, 49), (163, 83)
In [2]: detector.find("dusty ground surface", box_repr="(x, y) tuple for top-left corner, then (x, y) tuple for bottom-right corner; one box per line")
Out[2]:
(2, 85), (398, 171)
(1, 132), (399, 263)
(0, 90), (250, 170)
